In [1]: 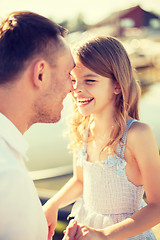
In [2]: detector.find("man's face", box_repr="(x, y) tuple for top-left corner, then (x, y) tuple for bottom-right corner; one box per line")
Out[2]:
(33, 38), (75, 124)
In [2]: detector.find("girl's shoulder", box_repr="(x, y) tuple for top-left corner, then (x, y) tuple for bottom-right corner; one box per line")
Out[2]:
(127, 120), (153, 140)
(127, 120), (157, 153)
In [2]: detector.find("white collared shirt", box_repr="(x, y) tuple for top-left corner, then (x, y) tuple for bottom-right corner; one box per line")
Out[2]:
(0, 113), (48, 240)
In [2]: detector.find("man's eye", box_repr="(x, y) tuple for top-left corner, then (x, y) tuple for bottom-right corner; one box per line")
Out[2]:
(68, 73), (72, 79)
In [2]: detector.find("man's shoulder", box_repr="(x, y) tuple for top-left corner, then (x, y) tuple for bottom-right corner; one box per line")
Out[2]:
(0, 137), (25, 171)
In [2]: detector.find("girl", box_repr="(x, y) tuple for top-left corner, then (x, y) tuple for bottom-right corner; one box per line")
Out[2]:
(43, 36), (160, 240)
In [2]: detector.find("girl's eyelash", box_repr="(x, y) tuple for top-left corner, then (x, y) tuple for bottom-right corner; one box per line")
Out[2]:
(71, 79), (97, 84)
(85, 79), (96, 83)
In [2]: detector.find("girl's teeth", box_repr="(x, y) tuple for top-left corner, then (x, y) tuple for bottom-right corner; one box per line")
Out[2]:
(78, 98), (93, 104)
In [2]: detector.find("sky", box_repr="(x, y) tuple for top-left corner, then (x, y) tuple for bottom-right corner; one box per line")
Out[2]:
(0, 0), (160, 25)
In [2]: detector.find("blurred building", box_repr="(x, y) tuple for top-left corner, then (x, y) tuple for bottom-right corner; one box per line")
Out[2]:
(67, 5), (160, 69)
(89, 5), (160, 38)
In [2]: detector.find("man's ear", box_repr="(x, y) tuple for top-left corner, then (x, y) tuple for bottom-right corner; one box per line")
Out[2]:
(32, 60), (46, 88)
(114, 82), (121, 95)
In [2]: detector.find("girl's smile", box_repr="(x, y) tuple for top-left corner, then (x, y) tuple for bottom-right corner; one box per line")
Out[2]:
(71, 59), (117, 117)
(76, 97), (94, 107)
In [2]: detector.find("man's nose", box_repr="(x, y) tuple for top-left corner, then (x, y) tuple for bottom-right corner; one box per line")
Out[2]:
(69, 84), (74, 93)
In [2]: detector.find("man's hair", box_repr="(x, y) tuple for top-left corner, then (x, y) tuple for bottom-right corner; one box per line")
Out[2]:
(0, 11), (67, 84)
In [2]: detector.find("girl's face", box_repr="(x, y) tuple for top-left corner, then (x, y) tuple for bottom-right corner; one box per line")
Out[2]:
(71, 59), (119, 117)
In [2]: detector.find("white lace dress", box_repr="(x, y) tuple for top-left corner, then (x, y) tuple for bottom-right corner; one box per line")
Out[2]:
(69, 119), (157, 239)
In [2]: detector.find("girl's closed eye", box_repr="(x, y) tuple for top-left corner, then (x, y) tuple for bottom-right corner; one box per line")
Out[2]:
(85, 79), (97, 85)
(72, 79), (76, 83)
(71, 79), (76, 86)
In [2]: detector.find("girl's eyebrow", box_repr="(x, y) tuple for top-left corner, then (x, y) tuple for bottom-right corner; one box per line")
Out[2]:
(83, 74), (98, 78)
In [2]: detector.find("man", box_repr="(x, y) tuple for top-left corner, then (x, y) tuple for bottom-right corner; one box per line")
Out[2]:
(0, 11), (74, 239)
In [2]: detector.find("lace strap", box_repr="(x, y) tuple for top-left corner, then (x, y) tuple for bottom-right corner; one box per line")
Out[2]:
(117, 119), (137, 158)
(76, 118), (91, 166)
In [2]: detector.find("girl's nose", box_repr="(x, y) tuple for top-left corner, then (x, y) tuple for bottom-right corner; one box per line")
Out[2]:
(73, 82), (83, 93)
(74, 88), (82, 93)
(73, 85), (83, 98)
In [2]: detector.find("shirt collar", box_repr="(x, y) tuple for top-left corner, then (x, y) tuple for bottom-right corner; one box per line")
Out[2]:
(0, 113), (29, 159)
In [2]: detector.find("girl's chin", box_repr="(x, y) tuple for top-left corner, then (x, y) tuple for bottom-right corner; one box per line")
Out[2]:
(78, 109), (91, 117)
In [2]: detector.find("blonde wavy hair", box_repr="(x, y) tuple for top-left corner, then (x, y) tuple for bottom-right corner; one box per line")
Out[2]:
(68, 36), (141, 155)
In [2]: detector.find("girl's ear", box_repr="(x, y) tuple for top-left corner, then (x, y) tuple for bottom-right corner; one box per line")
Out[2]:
(32, 60), (46, 88)
(114, 82), (121, 95)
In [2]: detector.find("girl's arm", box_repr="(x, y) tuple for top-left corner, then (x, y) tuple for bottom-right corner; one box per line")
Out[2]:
(43, 150), (83, 240)
(106, 122), (160, 239)
(64, 123), (160, 240)
(45, 150), (83, 208)
(102, 123), (160, 239)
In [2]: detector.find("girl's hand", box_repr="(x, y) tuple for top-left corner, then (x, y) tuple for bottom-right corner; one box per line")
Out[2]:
(62, 219), (78, 240)
(63, 220), (106, 240)
(43, 200), (59, 240)
(75, 225), (106, 240)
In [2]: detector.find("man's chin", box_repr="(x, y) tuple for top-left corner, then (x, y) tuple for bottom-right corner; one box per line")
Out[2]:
(32, 111), (62, 124)
(51, 113), (61, 123)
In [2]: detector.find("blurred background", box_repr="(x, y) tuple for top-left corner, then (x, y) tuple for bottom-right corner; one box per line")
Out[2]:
(1, 0), (160, 238)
